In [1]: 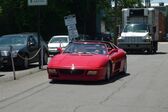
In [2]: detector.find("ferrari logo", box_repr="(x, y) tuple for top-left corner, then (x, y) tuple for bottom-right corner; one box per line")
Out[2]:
(71, 64), (75, 70)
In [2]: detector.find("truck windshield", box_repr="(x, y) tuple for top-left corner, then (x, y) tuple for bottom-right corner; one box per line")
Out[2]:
(123, 24), (148, 32)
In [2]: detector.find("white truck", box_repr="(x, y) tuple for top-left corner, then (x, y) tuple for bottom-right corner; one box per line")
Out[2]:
(117, 8), (158, 53)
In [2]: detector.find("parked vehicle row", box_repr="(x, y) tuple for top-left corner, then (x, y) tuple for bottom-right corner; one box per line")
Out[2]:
(0, 33), (48, 69)
(0, 32), (128, 82)
(0, 33), (72, 69)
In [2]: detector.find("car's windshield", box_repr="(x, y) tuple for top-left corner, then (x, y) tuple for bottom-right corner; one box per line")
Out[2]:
(0, 35), (27, 46)
(49, 37), (68, 43)
(123, 24), (149, 32)
(64, 43), (107, 55)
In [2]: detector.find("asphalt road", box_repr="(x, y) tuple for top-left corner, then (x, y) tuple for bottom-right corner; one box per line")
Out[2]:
(0, 42), (168, 112)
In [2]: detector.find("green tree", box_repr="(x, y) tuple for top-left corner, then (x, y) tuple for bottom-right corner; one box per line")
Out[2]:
(0, 0), (74, 39)
(0, 0), (144, 40)
(118, 0), (144, 8)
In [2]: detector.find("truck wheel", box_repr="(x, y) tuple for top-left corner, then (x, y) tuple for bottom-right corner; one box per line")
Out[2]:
(153, 49), (157, 54)
(147, 49), (153, 54)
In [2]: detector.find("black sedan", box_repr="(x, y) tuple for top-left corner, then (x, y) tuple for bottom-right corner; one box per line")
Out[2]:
(0, 33), (48, 69)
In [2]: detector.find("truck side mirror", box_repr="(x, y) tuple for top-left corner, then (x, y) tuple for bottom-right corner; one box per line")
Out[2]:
(116, 25), (121, 36)
(153, 26), (156, 33)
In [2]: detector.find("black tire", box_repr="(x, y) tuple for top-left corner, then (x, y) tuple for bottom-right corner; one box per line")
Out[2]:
(43, 52), (48, 65)
(147, 49), (153, 54)
(122, 59), (127, 75)
(105, 62), (111, 81)
(23, 55), (29, 69)
(153, 48), (157, 54)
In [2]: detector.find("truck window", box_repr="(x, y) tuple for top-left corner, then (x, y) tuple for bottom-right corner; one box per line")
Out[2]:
(123, 24), (149, 32)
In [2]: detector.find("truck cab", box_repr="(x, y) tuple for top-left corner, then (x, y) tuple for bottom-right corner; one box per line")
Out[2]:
(117, 8), (158, 54)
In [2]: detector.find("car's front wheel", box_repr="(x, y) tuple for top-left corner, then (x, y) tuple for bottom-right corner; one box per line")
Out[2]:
(123, 59), (127, 74)
(43, 52), (48, 65)
(23, 55), (29, 69)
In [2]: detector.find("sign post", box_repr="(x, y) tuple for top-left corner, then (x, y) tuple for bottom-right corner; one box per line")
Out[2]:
(28, 0), (47, 69)
(10, 46), (16, 80)
(64, 15), (79, 41)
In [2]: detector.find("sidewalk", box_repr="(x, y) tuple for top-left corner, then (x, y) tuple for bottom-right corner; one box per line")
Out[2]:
(0, 65), (47, 84)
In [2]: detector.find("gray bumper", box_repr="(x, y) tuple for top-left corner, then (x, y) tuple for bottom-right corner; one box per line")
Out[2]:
(118, 43), (152, 50)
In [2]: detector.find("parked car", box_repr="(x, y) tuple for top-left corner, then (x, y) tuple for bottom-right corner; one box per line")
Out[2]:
(0, 33), (48, 69)
(48, 35), (69, 56)
(47, 40), (127, 81)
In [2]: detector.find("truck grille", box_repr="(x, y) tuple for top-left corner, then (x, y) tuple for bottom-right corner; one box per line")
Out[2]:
(124, 37), (143, 43)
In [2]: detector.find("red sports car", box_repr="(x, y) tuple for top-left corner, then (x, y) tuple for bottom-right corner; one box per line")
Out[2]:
(47, 41), (127, 81)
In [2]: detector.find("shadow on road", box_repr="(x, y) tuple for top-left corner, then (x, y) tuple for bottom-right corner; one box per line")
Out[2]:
(127, 51), (167, 55)
(49, 73), (130, 85)
(156, 52), (167, 55)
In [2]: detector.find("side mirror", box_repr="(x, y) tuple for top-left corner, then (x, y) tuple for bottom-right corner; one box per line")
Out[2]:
(57, 47), (63, 54)
(108, 49), (118, 55)
(28, 41), (36, 48)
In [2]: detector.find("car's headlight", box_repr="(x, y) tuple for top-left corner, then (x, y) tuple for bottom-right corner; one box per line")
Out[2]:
(11, 50), (19, 57)
(117, 37), (124, 42)
(1, 51), (9, 56)
(117, 39), (124, 42)
(143, 36), (152, 42)
(87, 71), (98, 76)
(48, 68), (57, 74)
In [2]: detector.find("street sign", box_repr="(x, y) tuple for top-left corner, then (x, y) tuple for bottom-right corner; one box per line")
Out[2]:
(28, 0), (47, 6)
(67, 25), (77, 30)
(64, 14), (78, 40)
(64, 15), (77, 26)
(68, 25), (79, 39)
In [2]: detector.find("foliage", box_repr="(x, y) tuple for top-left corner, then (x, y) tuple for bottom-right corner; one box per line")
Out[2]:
(0, 0), (74, 39)
(96, 0), (144, 33)
(0, 0), (144, 40)
(118, 0), (144, 8)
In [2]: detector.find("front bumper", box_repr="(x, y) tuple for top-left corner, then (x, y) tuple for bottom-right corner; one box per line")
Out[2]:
(0, 56), (23, 67)
(48, 68), (106, 81)
(118, 43), (152, 50)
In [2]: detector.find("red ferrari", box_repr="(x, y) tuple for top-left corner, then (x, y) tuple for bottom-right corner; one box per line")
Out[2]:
(47, 41), (127, 81)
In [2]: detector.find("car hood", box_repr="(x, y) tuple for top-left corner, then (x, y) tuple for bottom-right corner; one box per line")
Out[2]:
(121, 32), (148, 37)
(48, 53), (109, 69)
(48, 43), (68, 48)
(0, 45), (25, 51)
